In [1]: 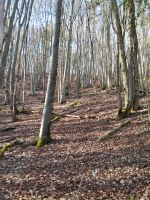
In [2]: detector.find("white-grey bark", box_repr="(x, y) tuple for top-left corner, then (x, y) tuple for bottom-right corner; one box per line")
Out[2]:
(60, 0), (75, 104)
(37, 0), (63, 146)
(0, 0), (19, 88)
(0, 0), (4, 56)
(112, 0), (129, 109)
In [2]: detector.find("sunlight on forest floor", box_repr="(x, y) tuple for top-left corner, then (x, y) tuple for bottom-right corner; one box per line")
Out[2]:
(0, 88), (149, 200)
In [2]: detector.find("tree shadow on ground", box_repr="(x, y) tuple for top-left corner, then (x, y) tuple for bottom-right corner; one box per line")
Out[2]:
(1, 145), (149, 199)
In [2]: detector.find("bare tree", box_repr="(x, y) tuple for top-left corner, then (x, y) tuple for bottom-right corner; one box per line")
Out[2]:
(0, 0), (19, 88)
(37, 0), (63, 147)
(60, 0), (75, 103)
(0, 0), (4, 58)
(112, 0), (129, 116)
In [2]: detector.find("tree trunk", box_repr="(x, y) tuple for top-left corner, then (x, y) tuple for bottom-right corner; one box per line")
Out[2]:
(37, 0), (63, 147)
(0, 0), (19, 88)
(127, 0), (140, 112)
(0, 0), (4, 57)
(60, 0), (75, 104)
(112, 0), (129, 117)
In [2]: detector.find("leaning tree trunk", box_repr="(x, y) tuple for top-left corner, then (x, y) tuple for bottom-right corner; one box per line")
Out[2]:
(37, 0), (63, 147)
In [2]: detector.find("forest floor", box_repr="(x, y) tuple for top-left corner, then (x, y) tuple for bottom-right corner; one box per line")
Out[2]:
(0, 87), (150, 200)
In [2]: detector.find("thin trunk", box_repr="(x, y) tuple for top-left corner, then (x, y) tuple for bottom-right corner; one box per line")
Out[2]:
(116, 42), (122, 115)
(60, 0), (75, 104)
(0, 0), (19, 88)
(37, 0), (63, 147)
(0, 0), (4, 58)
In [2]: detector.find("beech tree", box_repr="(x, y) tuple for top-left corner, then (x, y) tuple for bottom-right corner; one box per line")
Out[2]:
(60, 0), (75, 104)
(111, 0), (130, 116)
(0, 0), (4, 58)
(0, 0), (149, 128)
(0, 0), (19, 88)
(127, 0), (140, 112)
(1, 0), (34, 122)
(37, 0), (63, 147)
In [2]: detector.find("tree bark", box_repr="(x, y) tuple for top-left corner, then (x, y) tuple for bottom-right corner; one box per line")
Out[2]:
(0, 0), (19, 88)
(127, 0), (140, 111)
(0, 0), (4, 57)
(112, 0), (129, 109)
(37, 0), (63, 147)
(60, 0), (75, 104)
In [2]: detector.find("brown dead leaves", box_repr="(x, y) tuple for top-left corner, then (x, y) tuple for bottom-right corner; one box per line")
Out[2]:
(0, 88), (150, 199)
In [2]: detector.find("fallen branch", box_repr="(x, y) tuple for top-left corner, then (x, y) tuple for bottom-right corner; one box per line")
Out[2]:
(51, 113), (80, 122)
(97, 120), (131, 142)
(63, 114), (80, 119)
(0, 137), (16, 143)
(0, 140), (23, 158)
(50, 113), (65, 123)
(84, 114), (100, 120)
(2, 127), (16, 132)
(50, 112), (101, 123)
(66, 100), (81, 108)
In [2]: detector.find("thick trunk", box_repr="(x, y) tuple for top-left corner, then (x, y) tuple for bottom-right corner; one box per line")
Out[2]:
(127, 0), (139, 111)
(112, 0), (129, 109)
(0, 0), (4, 57)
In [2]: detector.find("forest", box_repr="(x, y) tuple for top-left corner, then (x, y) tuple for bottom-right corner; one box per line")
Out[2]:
(0, 0), (150, 199)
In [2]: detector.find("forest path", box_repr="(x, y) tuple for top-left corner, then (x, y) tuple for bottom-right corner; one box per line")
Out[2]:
(0, 88), (149, 200)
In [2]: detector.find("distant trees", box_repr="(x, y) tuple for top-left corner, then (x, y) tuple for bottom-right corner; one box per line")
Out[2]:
(0, 0), (34, 121)
(0, 0), (19, 88)
(0, 0), (149, 141)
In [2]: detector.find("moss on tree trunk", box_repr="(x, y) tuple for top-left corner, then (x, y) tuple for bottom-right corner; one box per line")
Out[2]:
(36, 137), (51, 148)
